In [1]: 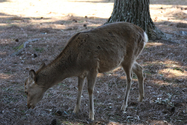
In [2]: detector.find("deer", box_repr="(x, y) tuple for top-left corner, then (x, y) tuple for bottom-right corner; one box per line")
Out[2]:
(24, 22), (148, 121)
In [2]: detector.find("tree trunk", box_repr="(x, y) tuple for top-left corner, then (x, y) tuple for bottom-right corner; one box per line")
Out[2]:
(106, 0), (165, 40)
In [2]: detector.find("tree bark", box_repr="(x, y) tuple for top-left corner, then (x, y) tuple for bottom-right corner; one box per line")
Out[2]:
(106, 0), (165, 40)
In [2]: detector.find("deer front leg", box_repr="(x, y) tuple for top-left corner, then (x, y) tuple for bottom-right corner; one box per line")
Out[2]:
(73, 76), (85, 114)
(87, 70), (97, 121)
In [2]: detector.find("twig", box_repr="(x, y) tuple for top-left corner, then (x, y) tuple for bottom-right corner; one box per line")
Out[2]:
(11, 38), (40, 56)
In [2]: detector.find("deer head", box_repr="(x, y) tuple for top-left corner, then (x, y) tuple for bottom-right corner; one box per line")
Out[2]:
(25, 64), (46, 109)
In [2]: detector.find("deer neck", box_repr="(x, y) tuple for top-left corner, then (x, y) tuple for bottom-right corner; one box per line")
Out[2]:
(37, 53), (77, 90)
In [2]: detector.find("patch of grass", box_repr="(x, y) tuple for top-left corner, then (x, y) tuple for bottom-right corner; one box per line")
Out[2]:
(173, 67), (184, 73)
(58, 83), (66, 87)
(62, 121), (74, 125)
(3, 88), (13, 92)
(47, 93), (53, 97)
(13, 44), (24, 50)
(78, 20), (84, 23)
(77, 123), (84, 125)
(21, 110), (26, 114)
(1, 87), (6, 91)
(4, 72), (12, 74)
(144, 70), (152, 75)
(34, 47), (44, 53)
(13, 46), (19, 50)
(2, 95), (19, 104)
(132, 74), (137, 79)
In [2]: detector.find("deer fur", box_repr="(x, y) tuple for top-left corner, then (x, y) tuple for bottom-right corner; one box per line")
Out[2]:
(24, 22), (148, 121)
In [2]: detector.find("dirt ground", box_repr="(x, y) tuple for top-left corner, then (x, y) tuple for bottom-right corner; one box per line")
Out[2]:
(0, 0), (187, 125)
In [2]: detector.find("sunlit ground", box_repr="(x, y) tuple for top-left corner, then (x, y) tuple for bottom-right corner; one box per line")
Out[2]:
(0, 0), (187, 23)
(0, 73), (12, 79)
(0, 0), (113, 18)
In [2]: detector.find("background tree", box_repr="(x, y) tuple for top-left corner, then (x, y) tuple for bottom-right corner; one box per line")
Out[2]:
(107, 0), (165, 40)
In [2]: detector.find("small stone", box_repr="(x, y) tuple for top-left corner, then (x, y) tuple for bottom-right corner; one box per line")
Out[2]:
(15, 39), (19, 42)
(50, 119), (57, 125)
(72, 19), (77, 23)
(83, 24), (87, 28)
(33, 53), (37, 58)
(170, 107), (175, 113)
(55, 111), (62, 116)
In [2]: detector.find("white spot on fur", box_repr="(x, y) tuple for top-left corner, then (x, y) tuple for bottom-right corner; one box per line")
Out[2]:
(143, 32), (148, 47)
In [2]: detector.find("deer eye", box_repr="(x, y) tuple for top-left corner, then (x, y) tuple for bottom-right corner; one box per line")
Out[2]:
(25, 91), (28, 95)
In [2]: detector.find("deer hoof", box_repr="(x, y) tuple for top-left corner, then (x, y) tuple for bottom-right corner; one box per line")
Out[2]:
(138, 96), (144, 102)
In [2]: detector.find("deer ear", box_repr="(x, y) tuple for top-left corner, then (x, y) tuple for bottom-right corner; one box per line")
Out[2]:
(29, 70), (36, 81)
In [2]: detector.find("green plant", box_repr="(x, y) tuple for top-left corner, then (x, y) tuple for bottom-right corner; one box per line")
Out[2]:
(34, 47), (44, 53)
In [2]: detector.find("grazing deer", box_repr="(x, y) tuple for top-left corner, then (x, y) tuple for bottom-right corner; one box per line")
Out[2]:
(24, 22), (148, 121)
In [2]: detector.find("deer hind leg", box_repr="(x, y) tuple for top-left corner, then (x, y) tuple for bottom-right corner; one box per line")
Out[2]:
(132, 61), (144, 102)
(73, 76), (86, 114)
(87, 68), (98, 121)
(121, 62), (133, 112)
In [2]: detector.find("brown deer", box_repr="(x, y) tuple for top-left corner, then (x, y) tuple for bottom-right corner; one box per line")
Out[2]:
(24, 22), (148, 121)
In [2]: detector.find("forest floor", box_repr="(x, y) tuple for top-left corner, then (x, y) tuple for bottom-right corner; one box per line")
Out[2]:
(0, 0), (187, 125)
